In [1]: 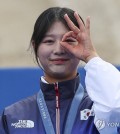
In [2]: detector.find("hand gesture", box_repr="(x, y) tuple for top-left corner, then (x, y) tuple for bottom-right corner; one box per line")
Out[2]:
(60, 12), (98, 63)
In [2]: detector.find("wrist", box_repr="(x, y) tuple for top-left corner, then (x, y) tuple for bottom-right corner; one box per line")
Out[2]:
(85, 53), (99, 63)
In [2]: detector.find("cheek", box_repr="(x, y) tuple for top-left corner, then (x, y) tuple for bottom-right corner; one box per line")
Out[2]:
(37, 46), (47, 57)
(71, 58), (80, 68)
(37, 45), (51, 63)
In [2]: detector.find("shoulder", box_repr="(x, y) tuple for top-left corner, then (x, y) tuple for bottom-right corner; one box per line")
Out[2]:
(1, 94), (39, 133)
(4, 94), (37, 117)
(81, 91), (93, 109)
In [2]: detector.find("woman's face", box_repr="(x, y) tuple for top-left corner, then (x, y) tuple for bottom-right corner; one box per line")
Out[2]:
(37, 21), (80, 83)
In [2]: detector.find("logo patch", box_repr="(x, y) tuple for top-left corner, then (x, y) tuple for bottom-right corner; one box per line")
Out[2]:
(80, 107), (94, 120)
(11, 120), (34, 128)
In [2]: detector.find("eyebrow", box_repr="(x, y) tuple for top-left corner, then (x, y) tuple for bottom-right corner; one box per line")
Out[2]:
(45, 34), (65, 38)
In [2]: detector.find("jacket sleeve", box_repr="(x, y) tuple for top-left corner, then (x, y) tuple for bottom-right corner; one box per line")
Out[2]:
(84, 57), (120, 134)
(0, 112), (9, 134)
(0, 115), (6, 134)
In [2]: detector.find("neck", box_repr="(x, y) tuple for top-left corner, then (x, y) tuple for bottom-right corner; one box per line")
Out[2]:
(44, 72), (77, 84)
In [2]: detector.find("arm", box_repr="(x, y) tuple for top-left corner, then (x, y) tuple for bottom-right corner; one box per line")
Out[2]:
(61, 12), (120, 133)
(0, 115), (6, 134)
(85, 57), (120, 134)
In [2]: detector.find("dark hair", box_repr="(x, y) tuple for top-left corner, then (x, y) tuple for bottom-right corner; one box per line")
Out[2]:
(30, 7), (84, 65)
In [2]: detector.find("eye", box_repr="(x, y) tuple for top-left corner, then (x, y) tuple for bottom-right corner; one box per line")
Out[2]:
(43, 40), (54, 44)
(65, 38), (78, 45)
(65, 37), (77, 43)
(65, 39), (76, 43)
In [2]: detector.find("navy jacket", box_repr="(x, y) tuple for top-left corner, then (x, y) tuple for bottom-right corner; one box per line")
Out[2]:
(0, 75), (99, 134)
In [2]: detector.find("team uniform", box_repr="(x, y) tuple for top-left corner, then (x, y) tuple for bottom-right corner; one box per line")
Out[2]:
(0, 57), (120, 134)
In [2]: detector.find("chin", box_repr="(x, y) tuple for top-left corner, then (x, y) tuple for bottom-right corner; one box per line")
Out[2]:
(51, 71), (75, 80)
(49, 71), (67, 78)
(53, 72), (67, 78)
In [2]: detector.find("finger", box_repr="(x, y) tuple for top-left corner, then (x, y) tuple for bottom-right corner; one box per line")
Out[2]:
(74, 12), (85, 32)
(64, 14), (80, 34)
(76, 32), (82, 42)
(86, 16), (90, 36)
(62, 31), (76, 41)
(60, 41), (75, 54)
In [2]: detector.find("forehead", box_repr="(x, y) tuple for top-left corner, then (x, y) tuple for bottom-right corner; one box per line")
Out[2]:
(46, 21), (69, 35)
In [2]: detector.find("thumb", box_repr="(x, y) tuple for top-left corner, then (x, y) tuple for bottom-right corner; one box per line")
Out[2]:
(60, 41), (74, 53)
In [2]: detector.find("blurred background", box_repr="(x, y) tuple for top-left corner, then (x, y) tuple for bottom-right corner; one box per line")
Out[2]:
(0, 0), (120, 114)
(0, 0), (120, 67)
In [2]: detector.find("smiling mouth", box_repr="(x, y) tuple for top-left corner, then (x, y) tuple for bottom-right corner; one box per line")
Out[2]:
(50, 59), (69, 64)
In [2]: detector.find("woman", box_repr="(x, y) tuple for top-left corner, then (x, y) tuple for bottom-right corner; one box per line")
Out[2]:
(0, 7), (120, 134)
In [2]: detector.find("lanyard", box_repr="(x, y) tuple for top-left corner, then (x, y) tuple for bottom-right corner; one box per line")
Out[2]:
(37, 84), (84, 134)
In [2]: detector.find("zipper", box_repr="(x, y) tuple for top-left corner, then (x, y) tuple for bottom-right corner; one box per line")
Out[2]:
(54, 82), (60, 134)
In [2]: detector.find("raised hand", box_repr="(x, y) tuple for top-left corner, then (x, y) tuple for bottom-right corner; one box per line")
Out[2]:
(60, 12), (98, 63)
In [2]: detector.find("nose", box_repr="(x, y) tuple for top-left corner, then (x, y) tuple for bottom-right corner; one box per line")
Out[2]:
(53, 40), (65, 55)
